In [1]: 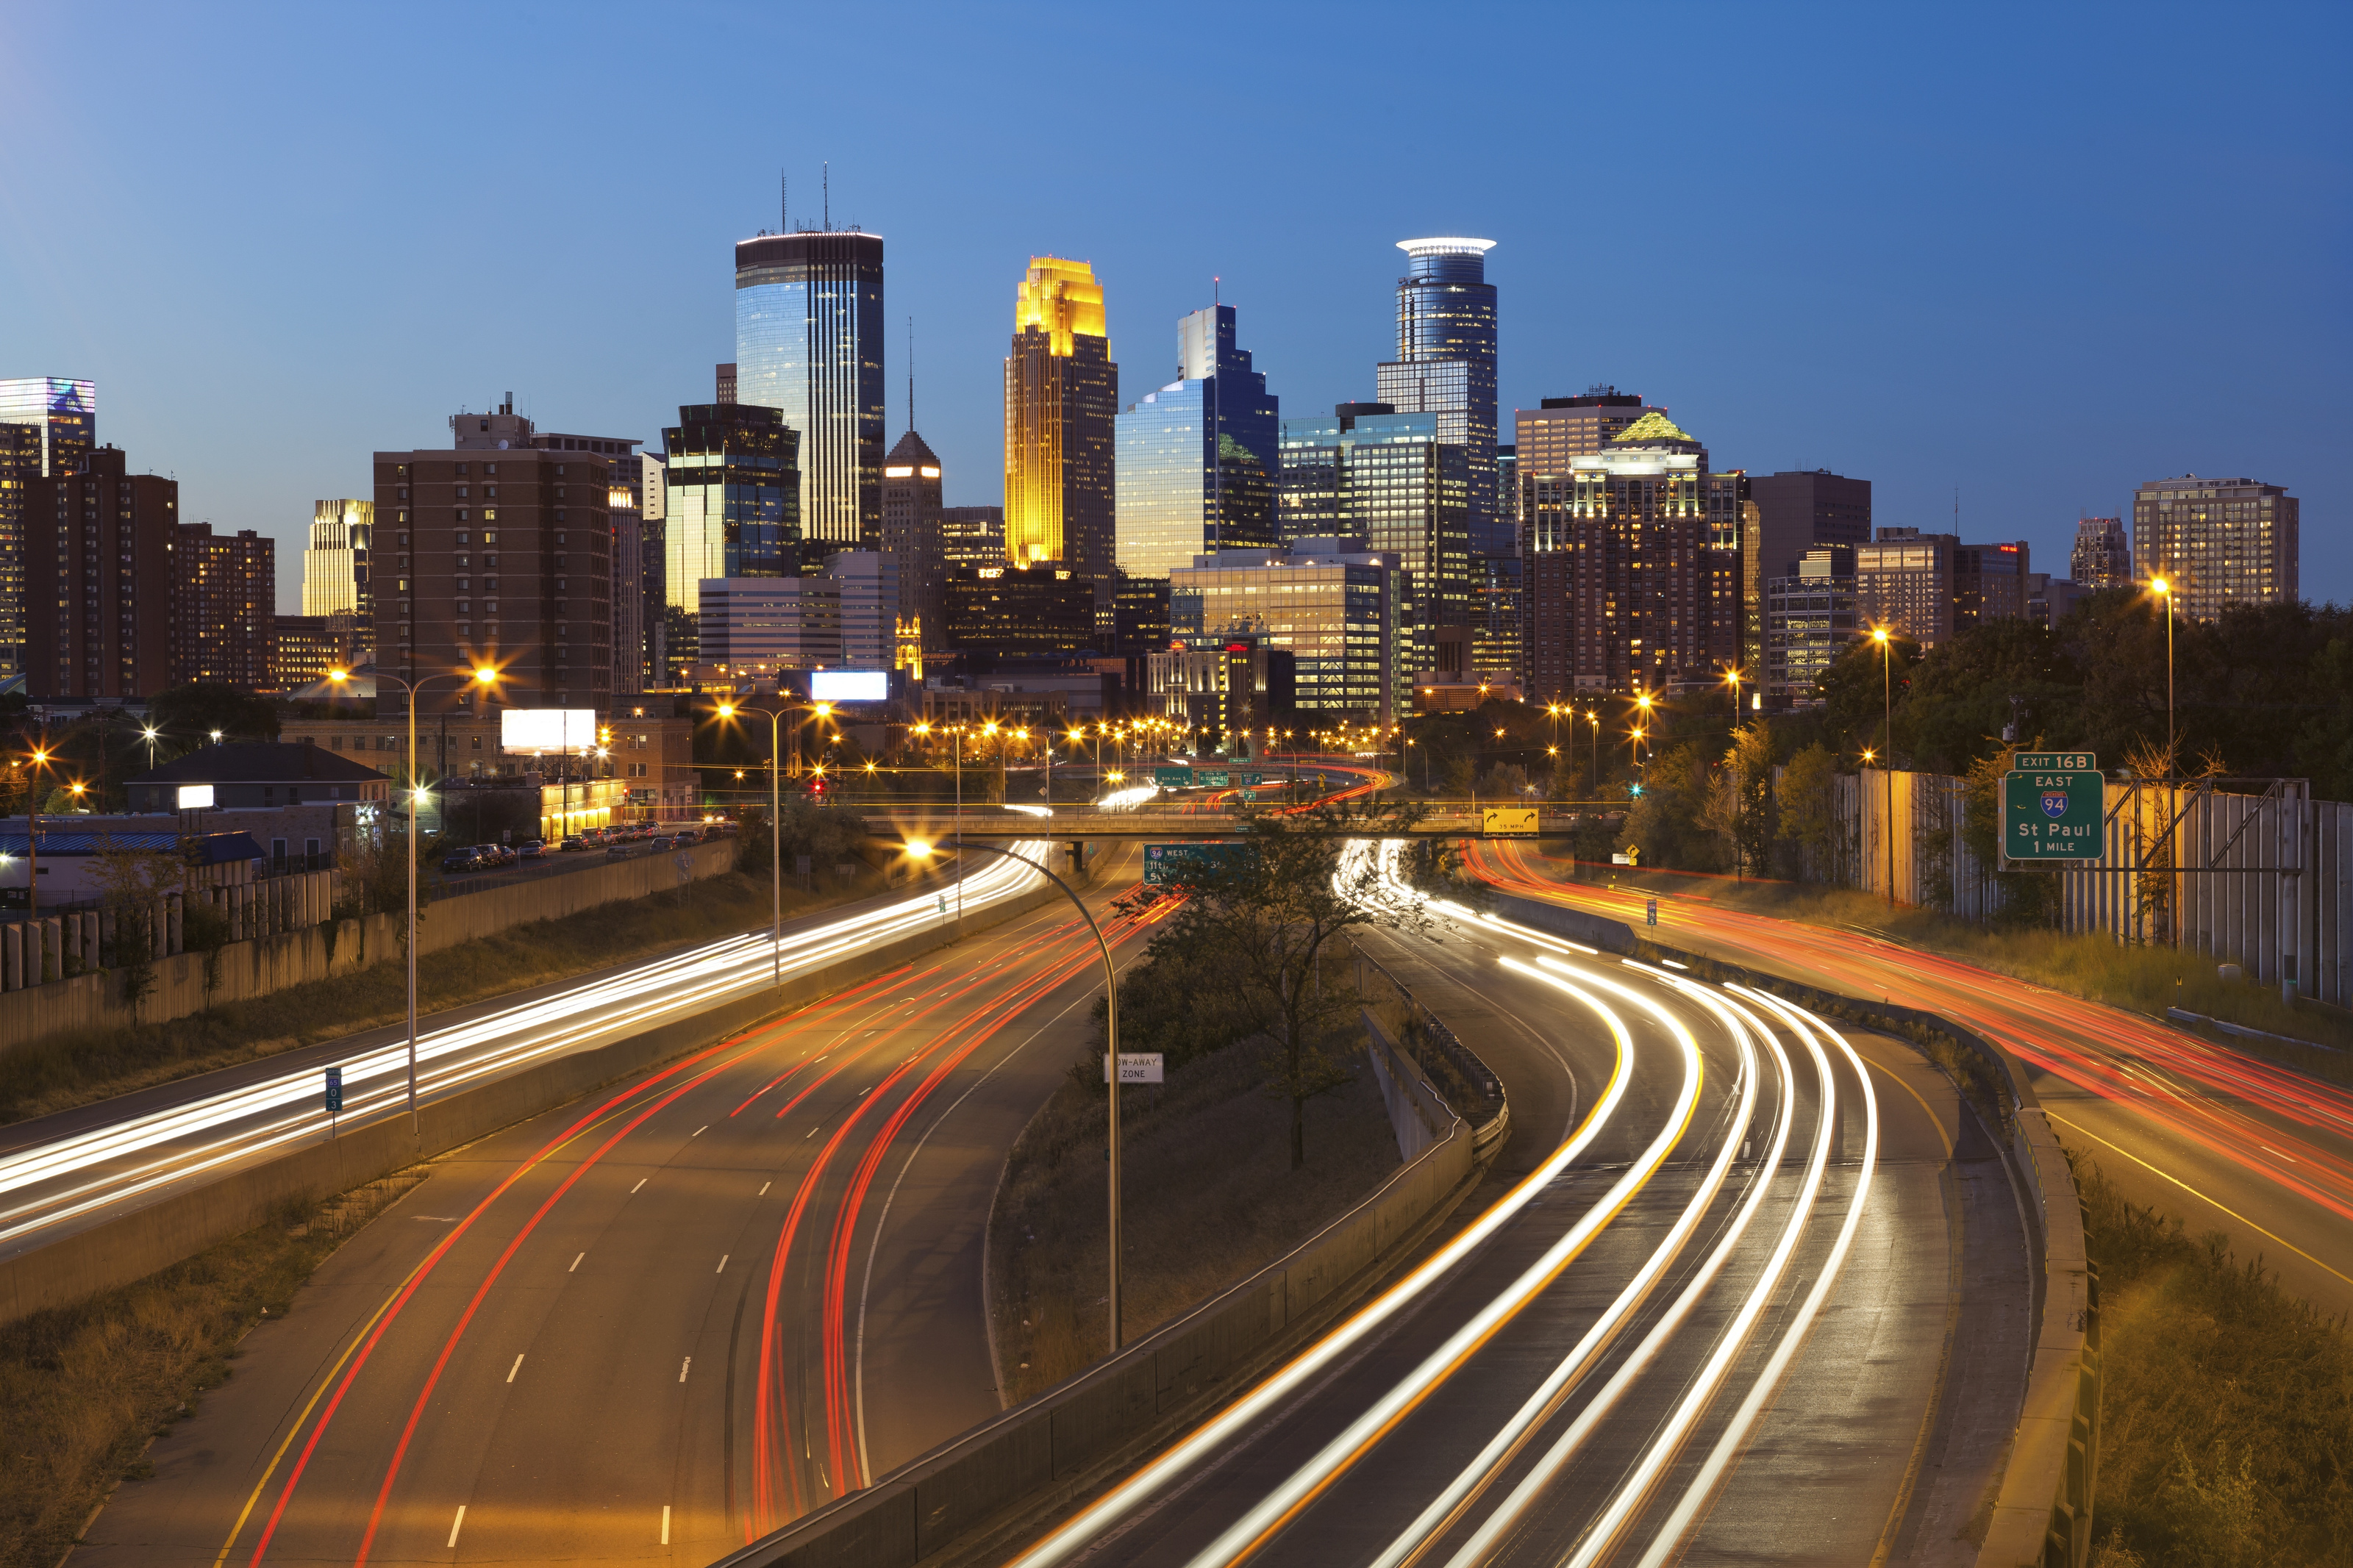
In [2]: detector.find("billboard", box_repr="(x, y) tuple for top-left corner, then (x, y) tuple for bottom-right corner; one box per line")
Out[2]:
(176, 784), (215, 810)
(810, 670), (888, 703)
(499, 708), (599, 754)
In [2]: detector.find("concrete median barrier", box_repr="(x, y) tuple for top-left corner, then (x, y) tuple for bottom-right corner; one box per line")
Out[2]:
(0, 880), (1064, 1328)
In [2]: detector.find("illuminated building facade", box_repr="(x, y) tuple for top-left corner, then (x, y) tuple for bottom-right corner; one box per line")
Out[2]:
(2132, 476), (2297, 619)
(1004, 258), (1116, 579)
(373, 401), (615, 712)
(697, 576), (840, 678)
(274, 614), (358, 690)
(1169, 538), (1399, 722)
(1955, 540), (2030, 627)
(2069, 515), (2130, 589)
(172, 523), (276, 690)
(660, 403), (799, 670)
(0, 377), (96, 680)
(26, 445), (174, 700)
(1115, 304), (1279, 578)
(881, 430), (943, 662)
(734, 232), (885, 562)
(943, 562), (1096, 658)
(303, 499), (373, 628)
(940, 505), (1005, 571)
(1856, 529), (1957, 647)
(1277, 407), (1468, 693)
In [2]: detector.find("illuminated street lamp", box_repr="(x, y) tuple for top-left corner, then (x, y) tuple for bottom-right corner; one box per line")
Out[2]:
(1869, 626), (1896, 903)
(2150, 576), (2177, 768)
(329, 662), (497, 1134)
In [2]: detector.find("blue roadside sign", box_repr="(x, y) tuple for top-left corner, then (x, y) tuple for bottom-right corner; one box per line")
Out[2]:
(324, 1066), (343, 1114)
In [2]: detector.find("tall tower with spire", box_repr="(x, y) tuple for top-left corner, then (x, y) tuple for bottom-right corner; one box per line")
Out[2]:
(1003, 257), (1115, 581)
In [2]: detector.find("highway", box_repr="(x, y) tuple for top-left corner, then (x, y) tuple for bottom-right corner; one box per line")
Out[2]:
(993, 842), (2024, 1568)
(1465, 841), (2353, 1318)
(0, 844), (1048, 1268)
(69, 844), (1163, 1566)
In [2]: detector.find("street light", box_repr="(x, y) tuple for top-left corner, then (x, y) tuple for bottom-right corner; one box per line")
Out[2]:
(1869, 626), (1896, 904)
(329, 662), (496, 1134)
(903, 835), (1127, 1350)
(23, 744), (54, 923)
(2151, 576), (2177, 770)
(1721, 664), (1745, 724)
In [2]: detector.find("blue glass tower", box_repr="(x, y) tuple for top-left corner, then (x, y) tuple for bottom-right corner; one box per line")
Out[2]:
(1114, 304), (1279, 578)
(735, 232), (884, 566)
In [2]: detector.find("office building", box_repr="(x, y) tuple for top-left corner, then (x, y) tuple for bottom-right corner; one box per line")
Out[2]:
(610, 476), (645, 696)
(881, 430), (944, 660)
(0, 377), (96, 681)
(634, 451), (668, 687)
(173, 523), (276, 690)
(1738, 470), (1868, 683)
(2132, 476), (2297, 619)
(1115, 304), (1280, 579)
(2026, 573), (2093, 629)
(1540, 411), (1743, 696)
(1110, 573), (1171, 656)
(2069, 515), (2130, 590)
(302, 500), (374, 633)
(940, 505), (1005, 571)
(944, 562), (1096, 658)
(1377, 239), (1499, 662)
(696, 576), (840, 679)
(660, 403), (800, 670)
(373, 401), (614, 712)
(1488, 442), (1518, 680)
(822, 550), (896, 671)
(1004, 258), (1116, 578)
(26, 445), (174, 700)
(274, 613), (359, 690)
(1856, 529), (1957, 646)
(1955, 540), (2030, 627)
(1170, 539), (1399, 722)
(1517, 390), (1663, 702)
(1278, 407), (1468, 694)
(735, 231), (885, 559)
(1764, 547), (1859, 708)
(715, 363), (738, 404)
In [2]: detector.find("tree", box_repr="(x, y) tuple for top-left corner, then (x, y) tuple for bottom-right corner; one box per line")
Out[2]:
(1713, 722), (1777, 876)
(149, 683), (281, 748)
(1121, 799), (1433, 1169)
(1624, 741), (1721, 871)
(88, 841), (182, 1014)
(1776, 742), (1842, 879)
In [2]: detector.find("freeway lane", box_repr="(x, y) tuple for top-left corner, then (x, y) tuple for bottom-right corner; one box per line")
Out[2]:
(0, 845), (1049, 1268)
(996, 845), (2021, 1568)
(1468, 842), (2353, 1318)
(74, 846), (1161, 1566)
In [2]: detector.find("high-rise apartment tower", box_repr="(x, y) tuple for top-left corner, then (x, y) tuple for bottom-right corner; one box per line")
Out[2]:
(0, 377), (96, 680)
(2070, 515), (2130, 589)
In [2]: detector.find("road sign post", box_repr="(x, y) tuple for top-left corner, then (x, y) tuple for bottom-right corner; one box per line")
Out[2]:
(2003, 753), (2103, 862)
(1103, 1052), (1165, 1084)
(324, 1066), (342, 1139)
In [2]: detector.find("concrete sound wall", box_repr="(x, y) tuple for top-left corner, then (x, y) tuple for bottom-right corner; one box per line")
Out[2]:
(0, 881), (1061, 1328)
(0, 841), (740, 1061)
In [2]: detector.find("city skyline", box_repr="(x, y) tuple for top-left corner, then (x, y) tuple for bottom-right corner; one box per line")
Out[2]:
(2, 7), (2345, 617)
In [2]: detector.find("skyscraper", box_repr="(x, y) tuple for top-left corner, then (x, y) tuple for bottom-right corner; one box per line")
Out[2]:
(304, 500), (373, 624)
(881, 430), (943, 661)
(1743, 470), (1869, 684)
(2132, 476), (2299, 619)
(173, 523), (276, 690)
(1004, 258), (1116, 579)
(662, 403), (800, 671)
(1115, 304), (1280, 578)
(1857, 529), (1959, 647)
(735, 232), (884, 563)
(1377, 239), (1501, 671)
(26, 445), (174, 701)
(0, 377), (96, 681)
(2070, 515), (2130, 588)
(940, 506), (1006, 571)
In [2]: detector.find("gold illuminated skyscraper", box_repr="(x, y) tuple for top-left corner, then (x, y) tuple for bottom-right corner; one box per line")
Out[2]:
(1003, 257), (1115, 580)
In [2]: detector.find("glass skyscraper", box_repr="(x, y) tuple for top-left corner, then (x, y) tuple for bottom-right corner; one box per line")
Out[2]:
(1171, 540), (1399, 721)
(1115, 304), (1279, 579)
(1004, 258), (1116, 579)
(0, 377), (95, 680)
(1374, 240), (1505, 671)
(735, 232), (885, 565)
(661, 404), (800, 669)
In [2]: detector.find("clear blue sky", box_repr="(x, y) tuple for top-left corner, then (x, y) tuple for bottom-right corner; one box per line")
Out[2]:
(4, 3), (2346, 613)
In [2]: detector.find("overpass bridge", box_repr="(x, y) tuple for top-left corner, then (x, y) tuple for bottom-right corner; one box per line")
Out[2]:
(854, 803), (1593, 843)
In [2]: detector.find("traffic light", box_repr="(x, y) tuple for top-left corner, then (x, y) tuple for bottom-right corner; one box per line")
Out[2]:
(1629, 783), (1645, 798)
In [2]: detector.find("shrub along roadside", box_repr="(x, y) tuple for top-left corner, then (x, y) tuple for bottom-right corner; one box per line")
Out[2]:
(0, 1169), (426, 1568)
(0, 864), (893, 1126)
(2078, 1159), (2353, 1567)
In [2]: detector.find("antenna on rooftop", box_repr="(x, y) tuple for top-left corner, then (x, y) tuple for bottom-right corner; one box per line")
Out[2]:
(823, 162), (830, 231)
(781, 168), (788, 232)
(907, 314), (915, 434)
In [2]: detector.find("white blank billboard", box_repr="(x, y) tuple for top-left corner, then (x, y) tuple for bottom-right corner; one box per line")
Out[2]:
(500, 708), (599, 753)
(810, 670), (888, 703)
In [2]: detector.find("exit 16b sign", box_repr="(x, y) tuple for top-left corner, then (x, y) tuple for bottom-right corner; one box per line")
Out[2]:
(2002, 761), (2103, 860)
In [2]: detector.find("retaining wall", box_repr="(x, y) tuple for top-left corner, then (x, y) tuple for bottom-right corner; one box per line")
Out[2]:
(0, 842), (739, 1060)
(0, 878), (1060, 1328)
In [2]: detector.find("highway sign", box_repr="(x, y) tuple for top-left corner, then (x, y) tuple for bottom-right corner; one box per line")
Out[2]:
(1196, 770), (1228, 787)
(1152, 767), (1193, 787)
(2003, 765), (2104, 859)
(1482, 807), (1538, 836)
(324, 1066), (343, 1121)
(2012, 751), (2096, 772)
(1104, 1051), (1165, 1084)
(1142, 842), (1248, 885)
(1646, 898), (1658, 926)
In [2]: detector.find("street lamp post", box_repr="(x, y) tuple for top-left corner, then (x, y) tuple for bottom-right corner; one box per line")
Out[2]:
(716, 702), (788, 987)
(1871, 626), (1896, 904)
(901, 836), (1126, 1350)
(330, 663), (495, 1134)
(2151, 576), (2177, 769)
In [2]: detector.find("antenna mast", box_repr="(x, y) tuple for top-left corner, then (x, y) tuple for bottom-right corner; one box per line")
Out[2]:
(907, 315), (915, 433)
(780, 169), (787, 232)
(823, 162), (829, 231)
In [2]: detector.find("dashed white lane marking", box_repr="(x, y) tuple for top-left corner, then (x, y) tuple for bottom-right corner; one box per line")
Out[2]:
(631, 1178), (647, 1193)
(715, 1254), (729, 1273)
(447, 1505), (466, 1547)
(660, 1504), (671, 1544)
(805, 1126), (821, 1139)
(759, 1181), (771, 1196)
(507, 1354), (524, 1383)
(569, 1252), (585, 1272)
(679, 1356), (691, 1383)
(693, 1125), (707, 1136)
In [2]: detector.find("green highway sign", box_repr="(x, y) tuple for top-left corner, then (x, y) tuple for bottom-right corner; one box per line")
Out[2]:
(1152, 767), (1193, 787)
(1142, 842), (1249, 885)
(2012, 751), (2096, 772)
(2003, 762), (2104, 860)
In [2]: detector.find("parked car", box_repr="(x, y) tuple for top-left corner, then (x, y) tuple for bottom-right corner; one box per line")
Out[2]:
(518, 840), (546, 860)
(604, 842), (632, 859)
(560, 835), (588, 853)
(440, 848), (482, 874)
(476, 844), (516, 867)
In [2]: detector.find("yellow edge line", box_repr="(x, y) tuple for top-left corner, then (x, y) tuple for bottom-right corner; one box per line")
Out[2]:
(2043, 1108), (2353, 1291)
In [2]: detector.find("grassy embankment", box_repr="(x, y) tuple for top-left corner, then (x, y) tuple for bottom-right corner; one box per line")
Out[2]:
(988, 1033), (1400, 1405)
(1522, 851), (2353, 1085)
(0, 1170), (427, 1568)
(2079, 1159), (2353, 1567)
(0, 862), (899, 1126)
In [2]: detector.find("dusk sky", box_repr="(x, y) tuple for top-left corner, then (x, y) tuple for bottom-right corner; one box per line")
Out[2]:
(4, 3), (2346, 612)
